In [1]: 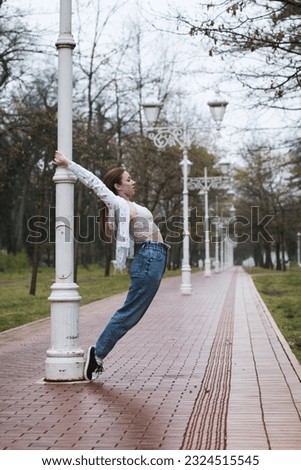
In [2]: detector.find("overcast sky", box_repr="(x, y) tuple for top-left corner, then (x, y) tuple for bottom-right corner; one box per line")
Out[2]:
(8, 0), (296, 163)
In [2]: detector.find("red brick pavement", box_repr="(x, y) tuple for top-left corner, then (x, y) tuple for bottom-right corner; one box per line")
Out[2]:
(0, 267), (300, 450)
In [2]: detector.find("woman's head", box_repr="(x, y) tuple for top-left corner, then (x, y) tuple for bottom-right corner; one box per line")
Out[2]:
(103, 168), (125, 194)
(101, 167), (136, 240)
(104, 167), (136, 200)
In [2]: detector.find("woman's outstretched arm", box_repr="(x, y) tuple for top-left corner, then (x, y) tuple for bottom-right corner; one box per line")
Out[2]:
(54, 150), (119, 209)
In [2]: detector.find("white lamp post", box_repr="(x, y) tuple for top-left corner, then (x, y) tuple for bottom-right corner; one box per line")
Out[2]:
(219, 204), (236, 271)
(143, 103), (193, 294)
(203, 168), (211, 277)
(188, 166), (230, 277)
(46, 0), (85, 381)
(220, 223), (225, 271)
(179, 148), (193, 294)
(212, 217), (220, 273)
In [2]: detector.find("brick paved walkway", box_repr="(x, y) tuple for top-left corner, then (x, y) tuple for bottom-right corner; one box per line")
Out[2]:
(0, 267), (300, 450)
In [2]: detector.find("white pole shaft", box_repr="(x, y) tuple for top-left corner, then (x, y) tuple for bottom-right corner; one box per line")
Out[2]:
(220, 228), (224, 271)
(215, 222), (220, 273)
(45, 0), (84, 381)
(180, 146), (192, 295)
(204, 168), (211, 277)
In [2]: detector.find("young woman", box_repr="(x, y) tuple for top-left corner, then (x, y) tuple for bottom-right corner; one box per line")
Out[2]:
(54, 151), (169, 380)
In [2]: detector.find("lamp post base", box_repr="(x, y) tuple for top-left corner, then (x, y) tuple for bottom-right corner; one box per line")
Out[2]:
(204, 260), (212, 277)
(46, 282), (85, 382)
(45, 353), (85, 382)
(180, 265), (192, 295)
(215, 261), (220, 274)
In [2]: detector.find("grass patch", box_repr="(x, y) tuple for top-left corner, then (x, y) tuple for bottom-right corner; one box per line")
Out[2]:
(245, 266), (301, 364)
(0, 265), (184, 332)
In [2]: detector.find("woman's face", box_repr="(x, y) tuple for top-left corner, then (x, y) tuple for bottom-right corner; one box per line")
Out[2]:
(115, 171), (136, 199)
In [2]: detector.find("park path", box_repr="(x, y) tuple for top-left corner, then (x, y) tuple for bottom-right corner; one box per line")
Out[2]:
(0, 267), (300, 450)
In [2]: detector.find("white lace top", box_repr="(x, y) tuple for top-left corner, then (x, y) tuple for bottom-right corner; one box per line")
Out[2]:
(130, 203), (160, 242)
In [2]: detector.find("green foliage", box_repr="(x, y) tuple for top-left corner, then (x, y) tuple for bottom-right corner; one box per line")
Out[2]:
(0, 251), (30, 273)
(0, 265), (130, 331)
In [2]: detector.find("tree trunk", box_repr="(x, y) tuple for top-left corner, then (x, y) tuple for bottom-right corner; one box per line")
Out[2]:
(275, 241), (282, 270)
(29, 158), (47, 295)
(29, 240), (40, 295)
(281, 232), (286, 271)
(253, 243), (264, 267)
(104, 241), (113, 277)
(74, 185), (83, 284)
(264, 244), (273, 269)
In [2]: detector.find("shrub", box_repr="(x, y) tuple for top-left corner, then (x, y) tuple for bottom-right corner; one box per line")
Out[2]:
(0, 252), (30, 272)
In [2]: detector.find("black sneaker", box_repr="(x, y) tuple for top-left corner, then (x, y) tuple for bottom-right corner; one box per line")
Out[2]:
(84, 346), (101, 381)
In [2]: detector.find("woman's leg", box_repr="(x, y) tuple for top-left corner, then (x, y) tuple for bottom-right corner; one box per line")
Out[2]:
(95, 277), (160, 359)
(95, 242), (167, 360)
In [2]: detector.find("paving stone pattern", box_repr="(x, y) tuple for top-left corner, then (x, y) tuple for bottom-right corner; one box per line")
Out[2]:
(0, 267), (300, 450)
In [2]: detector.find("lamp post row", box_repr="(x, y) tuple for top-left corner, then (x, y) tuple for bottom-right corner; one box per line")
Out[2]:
(187, 169), (232, 278)
(142, 94), (230, 289)
(142, 124), (195, 294)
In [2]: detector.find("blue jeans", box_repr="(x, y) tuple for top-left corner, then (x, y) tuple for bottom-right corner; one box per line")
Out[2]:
(95, 241), (169, 360)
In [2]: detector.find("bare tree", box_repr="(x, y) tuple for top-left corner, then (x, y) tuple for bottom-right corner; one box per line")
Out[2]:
(0, 0), (41, 91)
(72, 2), (186, 275)
(234, 143), (295, 269)
(173, 1), (301, 106)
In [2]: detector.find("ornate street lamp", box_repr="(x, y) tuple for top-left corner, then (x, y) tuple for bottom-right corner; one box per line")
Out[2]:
(207, 92), (228, 131)
(46, 0), (84, 381)
(143, 102), (193, 294)
(188, 92), (229, 276)
(142, 91), (229, 287)
(142, 100), (161, 126)
(219, 160), (231, 176)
